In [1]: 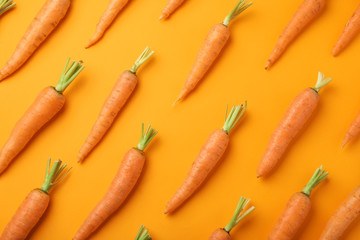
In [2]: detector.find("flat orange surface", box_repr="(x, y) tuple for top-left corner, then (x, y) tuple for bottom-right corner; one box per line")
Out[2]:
(0, 0), (360, 239)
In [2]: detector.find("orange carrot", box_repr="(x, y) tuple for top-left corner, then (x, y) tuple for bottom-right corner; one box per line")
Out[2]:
(0, 159), (70, 240)
(342, 110), (360, 147)
(74, 124), (157, 240)
(165, 104), (246, 214)
(209, 197), (255, 240)
(135, 225), (151, 240)
(0, 0), (70, 81)
(85, 0), (130, 48)
(268, 166), (328, 240)
(0, 59), (84, 175)
(265, 0), (325, 70)
(332, 4), (360, 56)
(257, 72), (331, 178)
(0, 0), (15, 17)
(77, 47), (153, 163)
(175, 0), (252, 103)
(159, 0), (185, 20)
(319, 186), (360, 240)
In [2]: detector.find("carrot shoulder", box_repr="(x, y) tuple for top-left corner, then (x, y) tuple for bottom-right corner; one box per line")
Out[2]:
(0, 0), (15, 17)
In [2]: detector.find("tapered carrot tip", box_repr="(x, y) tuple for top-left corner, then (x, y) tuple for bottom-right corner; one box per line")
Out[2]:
(332, 48), (340, 57)
(85, 34), (102, 49)
(342, 138), (350, 148)
(159, 12), (169, 20)
(265, 60), (271, 70)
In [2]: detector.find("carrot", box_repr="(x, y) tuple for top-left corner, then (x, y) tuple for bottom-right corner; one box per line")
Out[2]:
(319, 186), (360, 240)
(165, 103), (247, 214)
(257, 72), (331, 178)
(332, 4), (360, 57)
(135, 225), (151, 240)
(159, 0), (185, 20)
(0, 0), (15, 17)
(77, 47), (153, 163)
(0, 59), (84, 175)
(0, 0), (70, 81)
(265, 0), (325, 70)
(342, 110), (360, 147)
(209, 197), (255, 240)
(268, 166), (328, 240)
(74, 124), (157, 240)
(174, 0), (252, 103)
(0, 159), (70, 240)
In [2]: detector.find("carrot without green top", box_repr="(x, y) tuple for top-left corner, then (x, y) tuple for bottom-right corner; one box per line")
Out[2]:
(257, 72), (331, 178)
(165, 104), (246, 214)
(0, 59), (84, 175)
(268, 166), (328, 240)
(342, 109), (360, 147)
(135, 225), (151, 240)
(0, 159), (70, 240)
(265, 0), (325, 70)
(0, 0), (70, 81)
(174, 0), (252, 104)
(0, 0), (15, 17)
(77, 47), (153, 163)
(159, 0), (185, 20)
(74, 124), (157, 240)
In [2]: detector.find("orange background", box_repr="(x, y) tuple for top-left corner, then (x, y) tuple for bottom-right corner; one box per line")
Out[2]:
(0, 0), (360, 239)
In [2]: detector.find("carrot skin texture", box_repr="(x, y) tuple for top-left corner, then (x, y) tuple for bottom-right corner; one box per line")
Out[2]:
(165, 129), (229, 214)
(257, 88), (319, 178)
(0, 0), (70, 81)
(78, 71), (137, 162)
(160, 0), (185, 20)
(343, 110), (360, 147)
(319, 186), (360, 240)
(0, 189), (50, 240)
(74, 148), (145, 240)
(208, 228), (231, 240)
(0, 87), (65, 175)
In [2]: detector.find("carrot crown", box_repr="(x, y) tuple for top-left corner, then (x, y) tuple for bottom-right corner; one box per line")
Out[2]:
(302, 166), (328, 196)
(40, 159), (71, 193)
(0, 0), (15, 16)
(223, 0), (252, 26)
(130, 47), (154, 74)
(135, 225), (151, 240)
(55, 58), (85, 93)
(224, 196), (255, 233)
(137, 123), (158, 152)
(222, 102), (247, 134)
(313, 72), (332, 93)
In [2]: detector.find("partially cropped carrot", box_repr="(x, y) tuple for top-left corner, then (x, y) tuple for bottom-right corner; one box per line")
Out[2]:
(165, 104), (247, 214)
(0, 0), (70, 81)
(268, 166), (328, 240)
(265, 0), (325, 70)
(74, 124), (157, 240)
(159, 0), (185, 20)
(175, 0), (252, 103)
(319, 186), (360, 240)
(343, 110), (360, 147)
(0, 0), (15, 17)
(332, 4), (360, 57)
(0, 159), (70, 240)
(257, 72), (331, 178)
(0, 59), (84, 175)
(135, 225), (151, 240)
(77, 47), (153, 163)
(209, 197), (255, 240)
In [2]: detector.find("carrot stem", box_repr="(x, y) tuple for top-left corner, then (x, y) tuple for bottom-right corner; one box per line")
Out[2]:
(222, 102), (247, 134)
(135, 225), (151, 240)
(40, 159), (71, 193)
(222, 0), (252, 26)
(137, 123), (158, 152)
(302, 166), (328, 196)
(130, 47), (155, 74)
(55, 58), (85, 93)
(0, 0), (15, 16)
(313, 72), (332, 93)
(224, 196), (255, 233)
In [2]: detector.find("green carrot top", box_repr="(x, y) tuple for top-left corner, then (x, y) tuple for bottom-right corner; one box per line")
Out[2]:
(137, 123), (158, 152)
(313, 72), (332, 93)
(222, 102), (247, 135)
(40, 159), (71, 194)
(224, 196), (255, 233)
(302, 166), (328, 196)
(0, 0), (15, 16)
(223, 0), (252, 27)
(135, 225), (151, 240)
(55, 58), (85, 94)
(130, 47), (154, 75)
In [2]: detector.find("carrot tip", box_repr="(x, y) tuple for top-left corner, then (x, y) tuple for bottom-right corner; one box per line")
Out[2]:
(265, 61), (270, 70)
(159, 15), (164, 20)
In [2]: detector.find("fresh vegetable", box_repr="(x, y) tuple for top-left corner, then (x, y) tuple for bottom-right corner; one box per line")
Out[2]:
(0, 0), (70, 81)
(265, 0), (325, 70)
(0, 0), (15, 17)
(257, 72), (331, 178)
(77, 47), (153, 163)
(135, 225), (151, 240)
(343, 110), (360, 147)
(165, 104), (246, 214)
(74, 124), (157, 240)
(0, 59), (84, 175)
(174, 0), (252, 103)
(0, 159), (70, 240)
(159, 0), (185, 20)
(268, 166), (328, 240)
(208, 197), (255, 240)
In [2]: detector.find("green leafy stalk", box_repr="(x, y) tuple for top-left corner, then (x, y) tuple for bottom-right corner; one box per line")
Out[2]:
(137, 123), (158, 152)
(313, 72), (332, 93)
(135, 225), (151, 240)
(223, 0), (252, 26)
(224, 197), (255, 233)
(302, 166), (328, 196)
(130, 47), (154, 74)
(40, 159), (71, 193)
(0, 0), (15, 16)
(222, 102), (247, 134)
(55, 58), (85, 93)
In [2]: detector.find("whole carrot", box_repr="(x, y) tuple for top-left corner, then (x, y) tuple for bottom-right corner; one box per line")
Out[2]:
(342, 110), (360, 147)
(159, 0), (185, 20)
(74, 124), (157, 240)
(0, 59), (84, 175)
(77, 47), (153, 163)
(0, 159), (70, 240)
(135, 225), (151, 240)
(0, 0), (15, 17)
(0, 0), (70, 81)
(165, 103), (246, 214)
(257, 72), (331, 178)
(209, 197), (255, 240)
(265, 0), (325, 70)
(175, 0), (252, 103)
(268, 166), (328, 240)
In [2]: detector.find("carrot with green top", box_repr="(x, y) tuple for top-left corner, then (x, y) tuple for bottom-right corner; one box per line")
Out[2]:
(135, 225), (151, 240)
(0, 0), (15, 17)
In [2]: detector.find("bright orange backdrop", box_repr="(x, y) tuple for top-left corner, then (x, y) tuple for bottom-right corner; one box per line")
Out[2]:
(0, 0), (360, 239)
